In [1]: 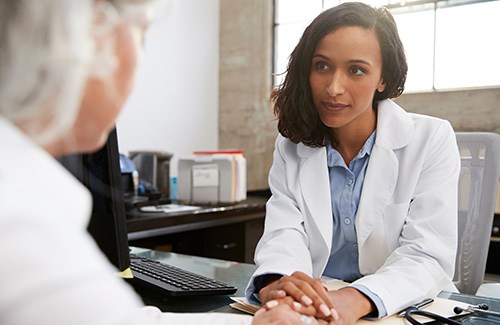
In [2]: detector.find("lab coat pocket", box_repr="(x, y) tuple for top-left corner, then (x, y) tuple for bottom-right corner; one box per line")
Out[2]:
(383, 201), (410, 251)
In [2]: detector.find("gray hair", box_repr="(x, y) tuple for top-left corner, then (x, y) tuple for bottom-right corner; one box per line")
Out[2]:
(0, 0), (94, 144)
(0, 0), (155, 145)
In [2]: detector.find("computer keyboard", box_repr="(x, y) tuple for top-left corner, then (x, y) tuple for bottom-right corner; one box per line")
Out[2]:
(129, 254), (238, 296)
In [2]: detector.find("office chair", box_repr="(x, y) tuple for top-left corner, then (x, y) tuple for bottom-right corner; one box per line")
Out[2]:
(453, 132), (500, 295)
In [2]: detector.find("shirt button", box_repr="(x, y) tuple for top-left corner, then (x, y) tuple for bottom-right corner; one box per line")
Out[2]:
(347, 178), (353, 186)
(353, 243), (358, 249)
(344, 218), (351, 225)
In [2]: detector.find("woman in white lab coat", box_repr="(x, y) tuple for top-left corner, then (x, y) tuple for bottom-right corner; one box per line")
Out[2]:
(0, 1), (312, 324)
(246, 2), (461, 324)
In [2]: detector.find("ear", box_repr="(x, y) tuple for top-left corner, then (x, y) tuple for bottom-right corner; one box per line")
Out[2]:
(377, 79), (386, 93)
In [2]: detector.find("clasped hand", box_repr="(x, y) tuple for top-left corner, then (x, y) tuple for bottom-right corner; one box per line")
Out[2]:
(256, 271), (373, 325)
(258, 272), (338, 324)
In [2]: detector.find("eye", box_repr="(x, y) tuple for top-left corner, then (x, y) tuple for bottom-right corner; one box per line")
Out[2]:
(349, 66), (365, 76)
(313, 61), (329, 71)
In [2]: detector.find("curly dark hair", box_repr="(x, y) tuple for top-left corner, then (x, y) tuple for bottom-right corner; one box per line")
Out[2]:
(273, 2), (408, 147)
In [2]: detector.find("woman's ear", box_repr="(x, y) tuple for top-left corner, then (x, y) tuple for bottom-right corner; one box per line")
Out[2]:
(377, 79), (386, 93)
(89, 1), (119, 79)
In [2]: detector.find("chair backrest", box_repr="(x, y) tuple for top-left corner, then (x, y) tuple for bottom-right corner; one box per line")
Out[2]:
(453, 132), (500, 294)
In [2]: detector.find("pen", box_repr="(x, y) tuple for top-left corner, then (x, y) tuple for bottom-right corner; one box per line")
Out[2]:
(469, 307), (500, 317)
(398, 298), (434, 317)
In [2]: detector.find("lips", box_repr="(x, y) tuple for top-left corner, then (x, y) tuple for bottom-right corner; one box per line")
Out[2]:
(321, 101), (348, 112)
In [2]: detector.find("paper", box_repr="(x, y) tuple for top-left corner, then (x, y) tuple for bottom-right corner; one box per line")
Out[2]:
(139, 204), (201, 213)
(118, 267), (134, 279)
(230, 297), (260, 315)
(192, 164), (219, 187)
(230, 279), (471, 324)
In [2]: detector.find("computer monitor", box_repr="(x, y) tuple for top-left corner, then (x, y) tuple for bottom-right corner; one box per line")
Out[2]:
(57, 128), (130, 272)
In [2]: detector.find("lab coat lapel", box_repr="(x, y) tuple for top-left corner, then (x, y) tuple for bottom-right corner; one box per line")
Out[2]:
(356, 142), (398, 247)
(356, 100), (414, 247)
(297, 144), (333, 250)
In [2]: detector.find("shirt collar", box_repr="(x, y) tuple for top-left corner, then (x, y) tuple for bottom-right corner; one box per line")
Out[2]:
(359, 130), (377, 158)
(326, 130), (377, 167)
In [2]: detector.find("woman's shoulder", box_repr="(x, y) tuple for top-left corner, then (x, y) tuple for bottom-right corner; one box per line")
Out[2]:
(408, 112), (455, 137)
(275, 133), (298, 151)
(275, 133), (325, 159)
(377, 100), (455, 149)
(403, 113), (457, 156)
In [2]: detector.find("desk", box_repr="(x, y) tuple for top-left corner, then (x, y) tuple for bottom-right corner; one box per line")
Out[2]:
(438, 291), (500, 313)
(129, 247), (254, 313)
(130, 247), (500, 322)
(126, 196), (267, 263)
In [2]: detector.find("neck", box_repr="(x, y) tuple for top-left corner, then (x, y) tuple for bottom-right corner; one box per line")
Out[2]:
(329, 109), (376, 165)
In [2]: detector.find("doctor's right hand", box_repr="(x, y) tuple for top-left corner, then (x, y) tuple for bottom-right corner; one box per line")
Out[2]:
(258, 272), (338, 322)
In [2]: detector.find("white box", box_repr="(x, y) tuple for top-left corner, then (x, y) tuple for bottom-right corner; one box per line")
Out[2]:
(178, 153), (246, 204)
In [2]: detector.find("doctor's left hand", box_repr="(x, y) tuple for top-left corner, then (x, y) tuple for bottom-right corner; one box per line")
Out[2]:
(259, 271), (339, 322)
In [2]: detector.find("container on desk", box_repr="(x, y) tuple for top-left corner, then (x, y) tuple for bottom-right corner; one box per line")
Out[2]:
(178, 151), (246, 204)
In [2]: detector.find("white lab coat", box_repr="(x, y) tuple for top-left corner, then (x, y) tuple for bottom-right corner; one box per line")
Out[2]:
(246, 99), (461, 316)
(0, 116), (252, 325)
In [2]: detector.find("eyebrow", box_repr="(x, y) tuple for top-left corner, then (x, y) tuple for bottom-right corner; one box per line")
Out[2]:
(312, 54), (373, 67)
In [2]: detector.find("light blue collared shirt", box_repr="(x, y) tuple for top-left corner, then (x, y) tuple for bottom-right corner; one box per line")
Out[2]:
(323, 131), (387, 317)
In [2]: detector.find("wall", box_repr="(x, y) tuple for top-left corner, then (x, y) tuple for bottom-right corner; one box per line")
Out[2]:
(394, 88), (500, 134)
(117, 0), (220, 163)
(218, 0), (274, 190)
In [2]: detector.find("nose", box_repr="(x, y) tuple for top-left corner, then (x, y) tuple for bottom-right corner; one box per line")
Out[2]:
(325, 72), (345, 97)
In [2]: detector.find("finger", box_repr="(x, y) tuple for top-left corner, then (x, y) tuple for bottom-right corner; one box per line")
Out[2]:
(268, 289), (286, 300)
(294, 273), (332, 302)
(291, 273), (331, 300)
(307, 283), (336, 318)
(330, 308), (340, 321)
(264, 296), (300, 311)
(284, 274), (335, 318)
(298, 275), (337, 317)
(259, 283), (285, 304)
(254, 308), (266, 316)
(270, 276), (312, 305)
(267, 296), (315, 314)
(264, 299), (279, 310)
(315, 277), (329, 291)
(291, 302), (318, 317)
(268, 273), (335, 319)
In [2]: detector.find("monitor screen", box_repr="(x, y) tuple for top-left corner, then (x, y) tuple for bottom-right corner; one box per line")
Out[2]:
(57, 128), (130, 272)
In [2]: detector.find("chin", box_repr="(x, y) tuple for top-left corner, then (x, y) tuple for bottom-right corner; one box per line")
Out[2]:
(77, 134), (109, 154)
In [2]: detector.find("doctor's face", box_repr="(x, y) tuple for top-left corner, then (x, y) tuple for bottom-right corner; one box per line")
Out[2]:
(309, 26), (386, 133)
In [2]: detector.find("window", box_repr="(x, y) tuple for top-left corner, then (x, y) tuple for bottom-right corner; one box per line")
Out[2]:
(274, 0), (500, 92)
(392, 5), (435, 91)
(434, 1), (500, 89)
